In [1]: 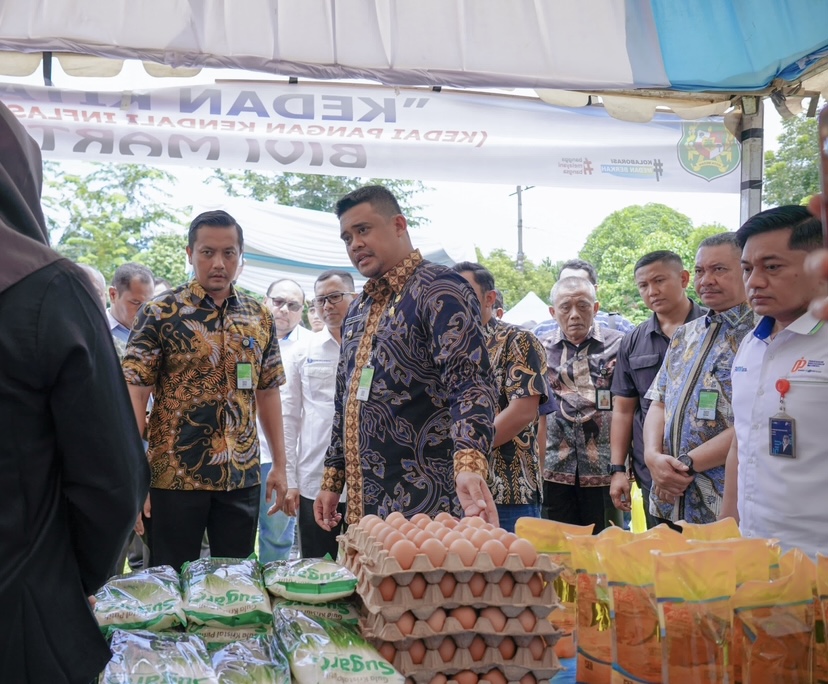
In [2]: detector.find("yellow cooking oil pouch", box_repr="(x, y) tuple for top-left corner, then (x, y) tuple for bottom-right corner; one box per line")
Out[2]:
(677, 517), (741, 541)
(816, 554), (828, 684)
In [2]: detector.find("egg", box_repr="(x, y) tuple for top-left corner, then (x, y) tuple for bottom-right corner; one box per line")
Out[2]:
(519, 674), (536, 684)
(442, 517), (459, 530)
(450, 606), (477, 630)
(382, 530), (405, 552)
(449, 538), (477, 566)
(411, 512), (432, 527)
(430, 676), (448, 684)
(480, 606), (507, 631)
(426, 607), (447, 632)
(359, 513), (381, 531)
(470, 529), (493, 549)
(497, 636), (516, 660)
(464, 516), (486, 529)
(375, 524), (397, 545)
(454, 670), (478, 684)
(434, 527), (453, 541)
(528, 636), (546, 660)
(438, 573), (457, 598)
(527, 573), (543, 597)
(412, 529), (434, 547)
(437, 637), (457, 662)
(468, 572), (486, 597)
(408, 573), (427, 599)
(408, 640), (426, 665)
(425, 521), (445, 536)
(378, 641), (396, 663)
(500, 532), (518, 547)
(460, 526), (477, 541)
(468, 635), (487, 661)
(498, 572), (515, 597)
(508, 538), (538, 566)
(378, 576), (397, 601)
(396, 611), (415, 635)
(516, 608), (537, 631)
(420, 537), (447, 567)
(479, 539), (508, 565)
(482, 670), (508, 684)
(389, 538), (418, 569)
(399, 521), (418, 536)
(434, 511), (455, 524)
(386, 511), (407, 527)
(442, 531), (463, 547)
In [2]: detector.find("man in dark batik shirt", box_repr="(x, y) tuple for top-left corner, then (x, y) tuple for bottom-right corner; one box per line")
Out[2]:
(315, 186), (498, 528)
(454, 262), (548, 533)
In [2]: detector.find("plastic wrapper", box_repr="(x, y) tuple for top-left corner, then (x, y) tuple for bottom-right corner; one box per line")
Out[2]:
(597, 528), (687, 684)
(99, 629), (217, 683)
(677, 517), (741, 541)
(94, 565), (186, 638)
(182, 557), (272, 627)
(274, 607), (404, 684)
(211, 637), (291, 683)
(188, 624), (273, 651)
(270, 597), (360, 624)
(264, 558), (357, 603)
(734, 549), (815, 684)
(653, 548), (736, 684)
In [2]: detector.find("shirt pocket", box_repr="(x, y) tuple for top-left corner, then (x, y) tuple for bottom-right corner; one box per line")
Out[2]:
(629, 353), (660, 370)
(304, 362), (336, 401)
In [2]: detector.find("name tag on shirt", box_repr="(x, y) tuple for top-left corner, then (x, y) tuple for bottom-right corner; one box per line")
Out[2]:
(697, 390), (718, 420)
(356, 365), (374, 401)
(769, 414), (796, 458)
(236, 362), (253, 389)
(595, 389), (612, 411)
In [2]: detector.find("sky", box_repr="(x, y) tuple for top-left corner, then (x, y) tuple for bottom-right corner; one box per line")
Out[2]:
(2, 59), (786, 266)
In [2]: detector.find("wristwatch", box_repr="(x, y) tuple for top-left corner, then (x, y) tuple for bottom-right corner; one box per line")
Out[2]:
(607, 464), (627, 475)
(677, 452), (696, 476)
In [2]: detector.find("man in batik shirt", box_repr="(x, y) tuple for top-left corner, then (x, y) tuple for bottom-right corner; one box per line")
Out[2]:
(644, 233), (753, 525)
(123, 210), (287, 571)
(542, 276), (624, 533)
(315, 186), (498, 529)
(453, 262), (548, 533)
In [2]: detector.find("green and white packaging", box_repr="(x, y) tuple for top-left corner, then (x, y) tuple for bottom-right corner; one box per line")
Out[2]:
(211, 637), (291, 684)
(270, 597), (360, 625)
(264, 558), (357, 604)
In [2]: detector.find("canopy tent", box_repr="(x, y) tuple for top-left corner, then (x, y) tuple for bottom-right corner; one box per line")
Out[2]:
(194, 196), (476, 296)
(501, 291), (550, 329)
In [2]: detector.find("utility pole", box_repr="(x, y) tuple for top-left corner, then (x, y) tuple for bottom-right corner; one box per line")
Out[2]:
(510, 185), (534, 272)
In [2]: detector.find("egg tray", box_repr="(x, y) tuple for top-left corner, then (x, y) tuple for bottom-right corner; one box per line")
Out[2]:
(357, 574), (559, 622)
(360, 610), (561, 648)
(403, 678), (553, 684)
(389, 641), (562, 683)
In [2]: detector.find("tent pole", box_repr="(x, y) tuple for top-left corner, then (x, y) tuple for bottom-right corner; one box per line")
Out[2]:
(739, 98), (764, 224)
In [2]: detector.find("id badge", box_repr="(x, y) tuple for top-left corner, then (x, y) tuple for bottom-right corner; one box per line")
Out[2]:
(356, 365), (374, 401)
(769, 413), (796, 458)
(595, 389), (612, 411)
(697, 390), (719, 420)
(236, 362), (253, 389)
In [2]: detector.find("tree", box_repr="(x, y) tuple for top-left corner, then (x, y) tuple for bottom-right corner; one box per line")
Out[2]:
(135, 233), (189, 286)
(210, 170), (430, 226)
(763, 114), (819, 207)
(477, 248), (556, 310)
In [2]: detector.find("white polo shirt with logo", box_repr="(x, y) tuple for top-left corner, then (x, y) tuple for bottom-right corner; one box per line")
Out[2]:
(731, 311), (828, 558)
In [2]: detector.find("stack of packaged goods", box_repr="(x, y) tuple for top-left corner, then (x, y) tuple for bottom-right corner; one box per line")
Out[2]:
(341, 511), (562, 684)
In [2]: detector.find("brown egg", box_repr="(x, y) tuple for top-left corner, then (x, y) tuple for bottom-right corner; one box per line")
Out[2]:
(396, 611), (415, 635)
(375, 524), (397, 545)
(442, 531), (463, 547)
(430, 676), (448, 684)
(408, 640), (426, 665)
(479, 539), (508, 566)
(426, 607), (447, 632)
(528, 636), (546, 660)
(519, 674), (536, 684)
(434, 527), (453, 542)
(448, 538), (477, 566)
(425, 521), (445, 536)
(378, 576), (397, 602)
(482, 670), (508, 684)
(411, 512), (432, 528)
(464, 516), (486, 529)
(500, 532), (519, 547)
(468, 572), (486, 597)
(460, 526), (478, 541)
(470, 528), (493, 549)
(386, 511), (407, 527)
(389, 538), (418, 569)
(408, 573), (427, 599)
(378, 641), (396, 663)
(497, 636), (516, 660)
(437, 637), (456, 662)
(454, 670), (478, 684)
(480, 606), (507, 632)
(516, 608), (537, 631)
(438, 573), (457, 598)
(450, 606), (477, 630)
(399, 522), (418, 536)
(359, 514), (381, 531)
(420, 537), (447, 567)
(508, 538), (538, 566)
(434, 511), (455, 524)
(527, 573), (543, 597)
(443, 517), (459, 530)
(468, 635), (487, 661)
(412, 529), (434, 547)
(382, 530), (405, 552)
(498, 572), (515, 598)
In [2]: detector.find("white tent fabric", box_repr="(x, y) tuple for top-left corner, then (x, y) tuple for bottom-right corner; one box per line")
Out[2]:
(501, 291), (550, 329)
(193, 196), (476, 296)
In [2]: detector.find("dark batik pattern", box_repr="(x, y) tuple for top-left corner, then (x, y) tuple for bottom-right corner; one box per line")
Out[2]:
(321, 250), (496, 524)
(123, 280), (284, 491)
(544, 326), (625, 487)
(484, 318), (548, 505)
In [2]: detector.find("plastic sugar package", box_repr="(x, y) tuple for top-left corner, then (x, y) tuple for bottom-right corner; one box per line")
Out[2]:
(211, 636), (291, 684)
(263, 557), (357, 604)
(270, 597), (360, 625)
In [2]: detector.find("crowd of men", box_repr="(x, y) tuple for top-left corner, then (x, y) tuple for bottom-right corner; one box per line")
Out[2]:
(4, 98), (828, 682)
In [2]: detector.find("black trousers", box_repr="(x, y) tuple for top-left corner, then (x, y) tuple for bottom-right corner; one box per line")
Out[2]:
(543, 480), (614, 534)
(145, 486), (259, 572)
(299, 495), (345, 560)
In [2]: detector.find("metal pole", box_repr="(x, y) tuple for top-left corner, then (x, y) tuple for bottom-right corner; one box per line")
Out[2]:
(516, 185), (525, 272)
(739, 97), (764, 224)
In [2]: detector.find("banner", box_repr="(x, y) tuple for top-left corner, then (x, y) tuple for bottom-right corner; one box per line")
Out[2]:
(0, 82), (740, 192)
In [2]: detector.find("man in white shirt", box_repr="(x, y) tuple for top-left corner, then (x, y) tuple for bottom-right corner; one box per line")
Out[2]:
(722, 206), (828, 558)
(257, 278), (312, 562)
(282, 270), (356, 558)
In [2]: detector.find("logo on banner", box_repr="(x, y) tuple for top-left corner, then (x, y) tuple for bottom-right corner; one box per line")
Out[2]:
(600, 158), (663, 182)
(677, 122), (740, 181)
(557, 157), (593, 177)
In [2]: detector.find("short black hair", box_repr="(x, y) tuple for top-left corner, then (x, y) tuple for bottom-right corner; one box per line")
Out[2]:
(112, 262), (154, 294)
(559, 258), (598, 285)
(188, 210), (244, 251)
(493, 289), (504, 310)
(735, 205), (822, 252)
(266, 278), (305, 301)
(634, 250), (683, 274)
(315, 269), (355, 291)
(334, 185), (403, 220)
(452, 261), (496, 293)
(698, 232), (740, 250)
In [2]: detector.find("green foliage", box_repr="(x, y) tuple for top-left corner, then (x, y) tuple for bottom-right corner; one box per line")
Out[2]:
(134, 233), (189, 287)
(763, 114), (819, 207)
(476, 248), (556, 309)
(210, 170), (429, 226)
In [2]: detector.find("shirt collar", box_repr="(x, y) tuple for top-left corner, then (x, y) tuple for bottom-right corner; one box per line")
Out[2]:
(106, 309), (129, 334)
(641, 299), (706, 337)
(552, 323), (601, 347)
(756, 310), (826, 339)
(188, 279), (239, 309)
(363, 249), (423, 300)
(706, 301), (753, 328)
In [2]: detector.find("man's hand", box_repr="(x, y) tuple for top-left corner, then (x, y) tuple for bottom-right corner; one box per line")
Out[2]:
(265, 466), (288, 516)
(134, 494), (150, 535)
(314, 490), (343, 531)
(609, 472), (631, 512)
(455, 471), (499, 526)
(648, 452), (693, 498)
(283, 488), (300, 517)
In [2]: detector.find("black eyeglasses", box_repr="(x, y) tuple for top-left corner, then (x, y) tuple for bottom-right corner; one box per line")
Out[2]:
(313, 292), (356, 308)
(268, 297), (303, 312)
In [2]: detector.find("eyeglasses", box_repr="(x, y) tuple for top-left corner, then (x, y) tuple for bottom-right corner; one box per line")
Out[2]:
(268, 297), (303, 312)
(313, 292), (356, 308)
